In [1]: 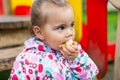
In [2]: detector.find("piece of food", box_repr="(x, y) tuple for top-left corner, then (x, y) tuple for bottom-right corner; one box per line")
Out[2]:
(66, 39), (73, 45)
(61, 39), (73, 47)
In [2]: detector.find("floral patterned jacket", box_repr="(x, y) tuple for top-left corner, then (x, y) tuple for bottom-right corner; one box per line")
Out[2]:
(8, 37), (99, 80)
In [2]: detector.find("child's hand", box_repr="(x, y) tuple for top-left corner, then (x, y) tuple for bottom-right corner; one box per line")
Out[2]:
(60, 40), (79, 60)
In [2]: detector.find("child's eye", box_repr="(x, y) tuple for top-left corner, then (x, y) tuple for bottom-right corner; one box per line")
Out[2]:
(71, 22), (74, 28)
(56, 26), (64, 30)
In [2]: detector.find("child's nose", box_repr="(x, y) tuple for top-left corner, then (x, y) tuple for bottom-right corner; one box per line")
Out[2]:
(65, 28), (73, 38)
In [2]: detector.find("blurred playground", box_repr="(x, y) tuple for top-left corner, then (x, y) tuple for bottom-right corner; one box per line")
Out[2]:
(0, 0), (119, 80)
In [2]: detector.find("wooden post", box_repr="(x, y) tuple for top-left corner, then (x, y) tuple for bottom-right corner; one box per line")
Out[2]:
(109, 0), (120, 9)
(109, 0), (120, 80)
(114, 10), (120, 80)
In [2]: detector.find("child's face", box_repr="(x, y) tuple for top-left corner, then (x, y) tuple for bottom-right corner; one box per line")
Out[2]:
(40, 6), (75, 50)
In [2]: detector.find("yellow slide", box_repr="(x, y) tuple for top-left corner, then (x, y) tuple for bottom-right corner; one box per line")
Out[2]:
(68, 0), (82, 42)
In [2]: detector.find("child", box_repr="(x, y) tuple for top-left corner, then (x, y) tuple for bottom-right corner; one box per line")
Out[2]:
(8, 0), (99, 80)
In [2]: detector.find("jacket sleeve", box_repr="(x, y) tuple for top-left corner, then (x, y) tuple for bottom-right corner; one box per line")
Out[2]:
(68, 44), (99, 80)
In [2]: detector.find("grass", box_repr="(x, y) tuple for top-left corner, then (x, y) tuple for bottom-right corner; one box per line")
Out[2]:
(107, 11), (118, 42)
(0, 11), (118, 80)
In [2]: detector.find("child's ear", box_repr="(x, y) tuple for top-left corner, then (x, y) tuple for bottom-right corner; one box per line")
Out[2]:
(33, 26), (44, 40)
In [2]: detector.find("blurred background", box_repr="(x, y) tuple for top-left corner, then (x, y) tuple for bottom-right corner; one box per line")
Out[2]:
(0, 0), (118, 80)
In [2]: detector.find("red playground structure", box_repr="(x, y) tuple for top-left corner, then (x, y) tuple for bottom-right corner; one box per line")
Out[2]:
(80, 0), (114, 79)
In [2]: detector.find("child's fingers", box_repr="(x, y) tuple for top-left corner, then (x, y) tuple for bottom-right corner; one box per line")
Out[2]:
(60, 50), (78, 60)
(66, 45), (78, 53)
(60, 50), (69, 58)
(72, 41), (78, 45)
(65, 45), (75, 52)
(62, 47), (73, 56)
